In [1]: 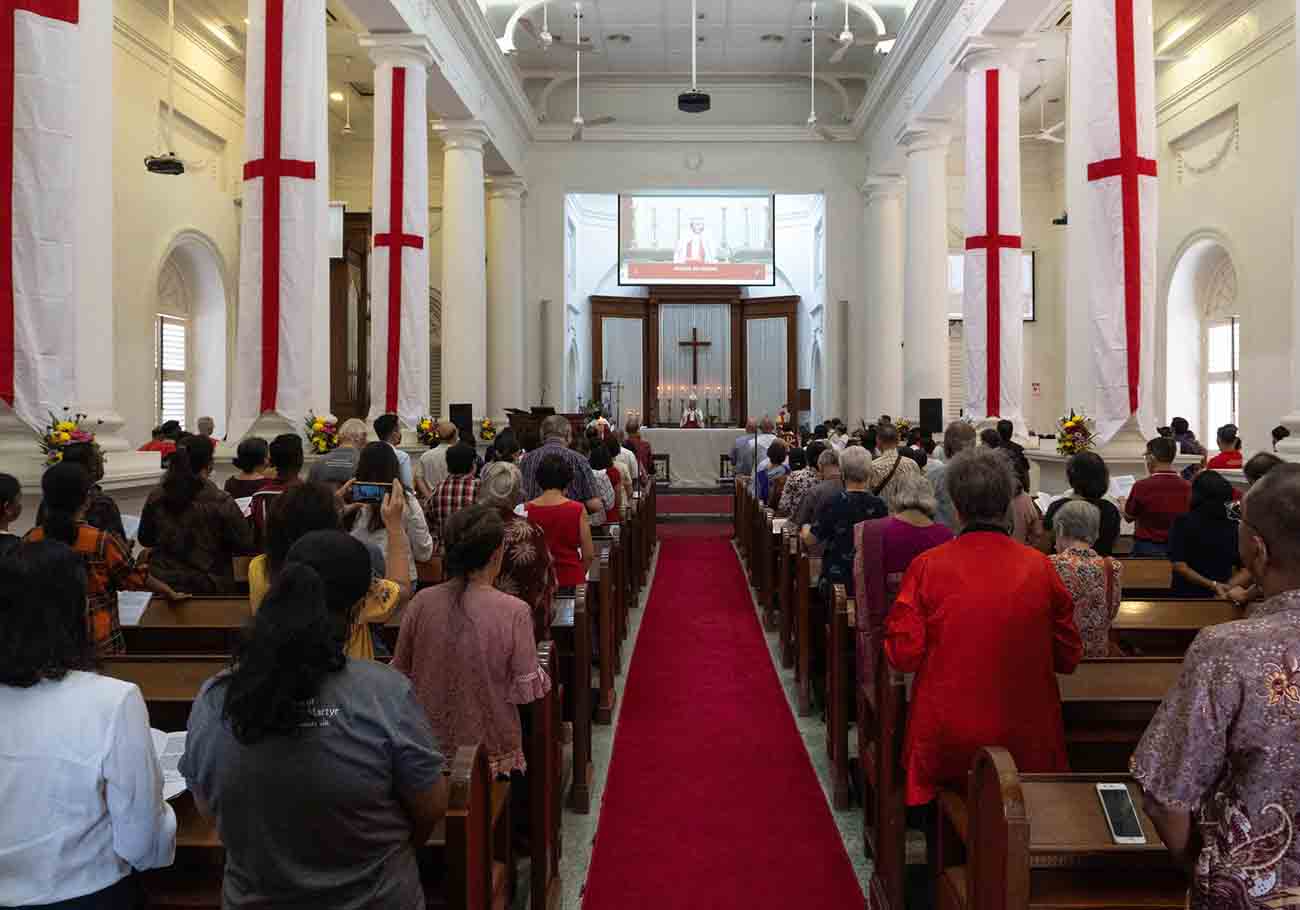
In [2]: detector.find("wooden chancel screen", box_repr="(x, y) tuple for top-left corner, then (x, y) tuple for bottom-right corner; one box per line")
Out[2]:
(590, 287), (798, 426)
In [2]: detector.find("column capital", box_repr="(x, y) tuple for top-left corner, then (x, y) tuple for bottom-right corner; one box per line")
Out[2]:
(895, 117), (952, 154)
(861, 175), (905, 205)
(951, 33), (1034, 74)
(434, 120), (490, 152)
(359, 33), (435, 70)
(486, 175), (528, 200)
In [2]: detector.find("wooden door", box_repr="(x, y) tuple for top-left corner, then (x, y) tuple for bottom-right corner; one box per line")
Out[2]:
(330, 213), (372, 421)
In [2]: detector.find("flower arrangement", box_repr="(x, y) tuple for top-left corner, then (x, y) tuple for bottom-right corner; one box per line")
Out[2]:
(40, 409), (100, 466)
(894, 417), (914, 438)
(479, 418), (497, 442)
(1056, 410), (1097, 456)
(304, 412), (340, 454)
(416, 417), (438, 448)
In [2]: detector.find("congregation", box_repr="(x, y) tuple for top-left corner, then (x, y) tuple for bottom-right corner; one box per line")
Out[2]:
(0, 400), (1293, 909)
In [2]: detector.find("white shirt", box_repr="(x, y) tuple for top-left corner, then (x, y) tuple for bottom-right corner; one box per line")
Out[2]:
(417, 445), (450, 490)
(0, 672), (176, 905)
(614, 447), (639, 495)
(350, 490), (434, 582)
(679, 408), (705, 427)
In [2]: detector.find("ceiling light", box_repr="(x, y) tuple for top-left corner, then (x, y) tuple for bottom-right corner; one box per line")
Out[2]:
(760, 34), (784, 43)
(243, 17), (249, 25)
(329, 91), (345, 102)
(875, 39), (895, 54)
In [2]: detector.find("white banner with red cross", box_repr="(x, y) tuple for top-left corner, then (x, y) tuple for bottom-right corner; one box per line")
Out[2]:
(1077, 0), (1159, 443)
(232, 0), (326, 430)
(369, 55), (430, 426)
(962, 61), (1024, 424)
(2, 0), (79, 431)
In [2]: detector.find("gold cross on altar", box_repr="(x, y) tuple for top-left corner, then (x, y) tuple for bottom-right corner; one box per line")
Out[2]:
(678, 328), (713, 385)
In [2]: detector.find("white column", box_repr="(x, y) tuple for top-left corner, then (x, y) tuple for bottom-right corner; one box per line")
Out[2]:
(364, 36), (432, 426)
(898, 120), (952, 418)
(862, 176), (905, 422)
(1281, 9), (1300, 459)
(434, 122), (489, 420)
(486, 177), (527, 422)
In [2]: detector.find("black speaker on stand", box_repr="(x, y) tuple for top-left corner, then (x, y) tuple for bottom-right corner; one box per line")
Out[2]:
(919, 399), (944, 435)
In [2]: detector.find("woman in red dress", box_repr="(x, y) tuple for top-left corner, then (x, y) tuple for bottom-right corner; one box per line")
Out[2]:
(525, 453), (594, 591)
(1207, 423), (1245, 471)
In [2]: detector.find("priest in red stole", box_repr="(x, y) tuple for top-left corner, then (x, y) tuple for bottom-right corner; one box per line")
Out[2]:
(884, 449), (1081, 806)
(679, 395), (705, 429)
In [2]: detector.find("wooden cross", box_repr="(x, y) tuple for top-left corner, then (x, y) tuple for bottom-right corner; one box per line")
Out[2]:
(679, 327), (713, 386)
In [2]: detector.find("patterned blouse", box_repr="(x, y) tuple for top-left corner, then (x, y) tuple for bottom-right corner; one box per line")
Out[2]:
(777, 467), (820, 518)
(1131, 590), (1300, 909)
(495, 511), (558, 640)
(1049, 546), (1122, 658)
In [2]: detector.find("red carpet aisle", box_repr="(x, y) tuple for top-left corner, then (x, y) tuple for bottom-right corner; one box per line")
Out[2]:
(656, 494), (734, 516)
(582, 525), (863, 908)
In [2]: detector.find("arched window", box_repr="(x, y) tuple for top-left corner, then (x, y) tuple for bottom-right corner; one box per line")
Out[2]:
(1166, 239), (1238, 441)
(156, 258), (190, 428)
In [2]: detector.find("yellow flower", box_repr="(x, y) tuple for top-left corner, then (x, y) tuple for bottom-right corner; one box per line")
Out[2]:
(312, 419), (325, 431)
(50, 451), (63, 463)
(57, 431), (71, 444)
(56, 420), (76, 433)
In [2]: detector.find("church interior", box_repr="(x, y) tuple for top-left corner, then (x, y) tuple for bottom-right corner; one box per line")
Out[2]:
(4, 0), (1300, 907)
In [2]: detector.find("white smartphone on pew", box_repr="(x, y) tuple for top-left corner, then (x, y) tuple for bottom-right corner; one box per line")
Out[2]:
(1096, 782), (1147, 845)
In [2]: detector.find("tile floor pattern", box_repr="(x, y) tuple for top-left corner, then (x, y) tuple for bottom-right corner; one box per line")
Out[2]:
(513, 527), (872, 908)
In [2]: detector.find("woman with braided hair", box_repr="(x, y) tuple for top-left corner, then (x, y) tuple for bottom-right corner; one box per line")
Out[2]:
(393, 504), (551, 778)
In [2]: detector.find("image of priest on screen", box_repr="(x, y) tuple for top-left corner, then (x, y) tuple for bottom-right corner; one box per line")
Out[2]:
(673, 215), (718, 265)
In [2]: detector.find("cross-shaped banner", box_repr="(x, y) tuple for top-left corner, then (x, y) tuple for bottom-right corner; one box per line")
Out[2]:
(1077, 0), (1158, 441)
(233, 0), (326, 427)
(1, 0), (79, 430)
(369, 56), (429, 424)
(962, 62), (1024, 424)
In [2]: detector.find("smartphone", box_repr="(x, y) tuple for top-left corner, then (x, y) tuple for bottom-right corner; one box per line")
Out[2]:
(1096, 783), (1147, 845)
(352, 482), (392, 505)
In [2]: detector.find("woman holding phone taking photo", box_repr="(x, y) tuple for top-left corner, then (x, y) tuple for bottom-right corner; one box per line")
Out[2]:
(345, 443), (433, 585)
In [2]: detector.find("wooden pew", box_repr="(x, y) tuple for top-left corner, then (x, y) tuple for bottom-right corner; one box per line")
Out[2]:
(934, 747), (1185, 910)
(759, 511), (782, 631)
(121, 596), (251, 655)
(551, 589), (594, 814)
(827, 584), (853, 810)
(138, 744), (509, 910)
(778, 525), (798, 668)
(1117, 557), (1173, 594)
(1113, 598), (1241, 655)
(589, 549), (617, 725)
(101, 655), (228, 731)
(794, 548), (823, 716)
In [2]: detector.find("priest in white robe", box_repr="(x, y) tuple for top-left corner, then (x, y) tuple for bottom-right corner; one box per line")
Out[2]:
(680, 395), (706, 429)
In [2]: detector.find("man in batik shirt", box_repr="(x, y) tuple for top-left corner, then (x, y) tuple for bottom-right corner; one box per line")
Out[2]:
(1132, 463), (1300, 909)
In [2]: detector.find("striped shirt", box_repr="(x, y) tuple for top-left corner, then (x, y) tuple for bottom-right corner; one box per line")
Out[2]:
(520, 438), (598, 503)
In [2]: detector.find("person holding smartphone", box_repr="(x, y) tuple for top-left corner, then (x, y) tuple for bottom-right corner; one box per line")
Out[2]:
(345, 443), (433, 585)
(1132, 464), (1300, 907)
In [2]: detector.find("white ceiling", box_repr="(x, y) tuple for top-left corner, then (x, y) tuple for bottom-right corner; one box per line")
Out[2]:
(483, 0), (915, 75)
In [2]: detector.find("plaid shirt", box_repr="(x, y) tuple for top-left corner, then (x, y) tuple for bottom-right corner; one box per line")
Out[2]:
(25, 523), (150, 655)
(519, 438), (598, 503)
(427, 474), (480, 543)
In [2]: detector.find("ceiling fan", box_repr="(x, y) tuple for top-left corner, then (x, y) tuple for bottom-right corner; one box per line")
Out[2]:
(519, 3), (601, 54)
(806, 2), (838, 141)
(339, 57), (354, 136)
(1021, 58), (1065, 144)
(826, 3), (896, 65)
(571, 2), (614, 140)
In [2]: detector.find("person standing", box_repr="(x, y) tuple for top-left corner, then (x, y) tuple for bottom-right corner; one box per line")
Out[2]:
(1123, 436), (1191, 557)
(36, 441), (127, 544)
(625, 420), (654, 479)
(869, 423), (921, 502)
(519, 416), (603, 515)
(806, 446), (888, 597)
(679, 394), (705, 429)
(1207, 423), (1245, 471)
(375, 413), (416, 493)
(1049, 501), (1123, 659)
(731, 419), (759, 479)
(927, 421), (976, 533)
(1170, 416), (1207, 457)
(1132, 463), (1300, 908)
(225, 437), (272, 499)
(427, 444), (481, 546)
(884, 449), (1081, 807)
(416, 421), (459, 496)
(308, 419), (369, 487)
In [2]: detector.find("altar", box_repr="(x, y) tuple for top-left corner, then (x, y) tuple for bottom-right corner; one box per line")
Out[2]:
(642, 427), (739, 488)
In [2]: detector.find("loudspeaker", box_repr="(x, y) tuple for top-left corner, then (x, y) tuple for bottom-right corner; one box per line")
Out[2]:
(449, 404), (473, 441)
(919, 399), (944, 435)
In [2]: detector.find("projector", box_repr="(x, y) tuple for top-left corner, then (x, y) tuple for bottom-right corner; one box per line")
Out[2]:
(677, 91), (711, 114)
(144, 154), (185, 176)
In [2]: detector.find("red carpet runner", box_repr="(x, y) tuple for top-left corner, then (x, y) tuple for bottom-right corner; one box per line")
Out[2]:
(657, 494), (734, 516)
(582, 526), (863, 908)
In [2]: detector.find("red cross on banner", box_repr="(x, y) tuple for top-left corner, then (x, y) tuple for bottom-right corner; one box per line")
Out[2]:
(1, 0), (78, 408)
(1087, 0), (1157, 415)
(374, 67), (423, 414)
(244, 0), (318, 414)
(964, 67), (1021, 418)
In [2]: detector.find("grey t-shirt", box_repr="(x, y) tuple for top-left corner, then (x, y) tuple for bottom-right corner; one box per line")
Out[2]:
(796, 478), (845, 529)
(308, 446), (361, 487)
(179, 660), (444, 910)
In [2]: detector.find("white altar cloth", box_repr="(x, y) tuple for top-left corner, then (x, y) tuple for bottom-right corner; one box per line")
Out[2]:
(642, 428), (740, 488)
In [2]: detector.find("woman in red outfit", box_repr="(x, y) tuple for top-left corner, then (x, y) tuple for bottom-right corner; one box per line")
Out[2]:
(1207, 423), (1244, 471)
(884, 448), (1082, 808)
(525, 453), (594, 591)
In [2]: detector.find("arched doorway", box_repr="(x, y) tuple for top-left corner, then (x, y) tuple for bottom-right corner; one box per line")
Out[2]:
(155, 232), (229, 435)
(1166, 237), (1238, 442)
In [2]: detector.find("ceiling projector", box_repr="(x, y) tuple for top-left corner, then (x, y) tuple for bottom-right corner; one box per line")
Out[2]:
(144, 154), (185, 176)
(678, 90), (711, 114)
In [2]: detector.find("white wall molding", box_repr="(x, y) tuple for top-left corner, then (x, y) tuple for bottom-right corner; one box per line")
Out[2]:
(1157, 13), (1295, 124)
(113, 17), (245, 121)
(534, 123), (856, 143)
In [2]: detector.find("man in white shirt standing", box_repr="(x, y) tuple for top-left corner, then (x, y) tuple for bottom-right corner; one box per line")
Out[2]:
(611, 431), (641, 494)
(416, 421), (458, 497)
(374, 413), (417, 495)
